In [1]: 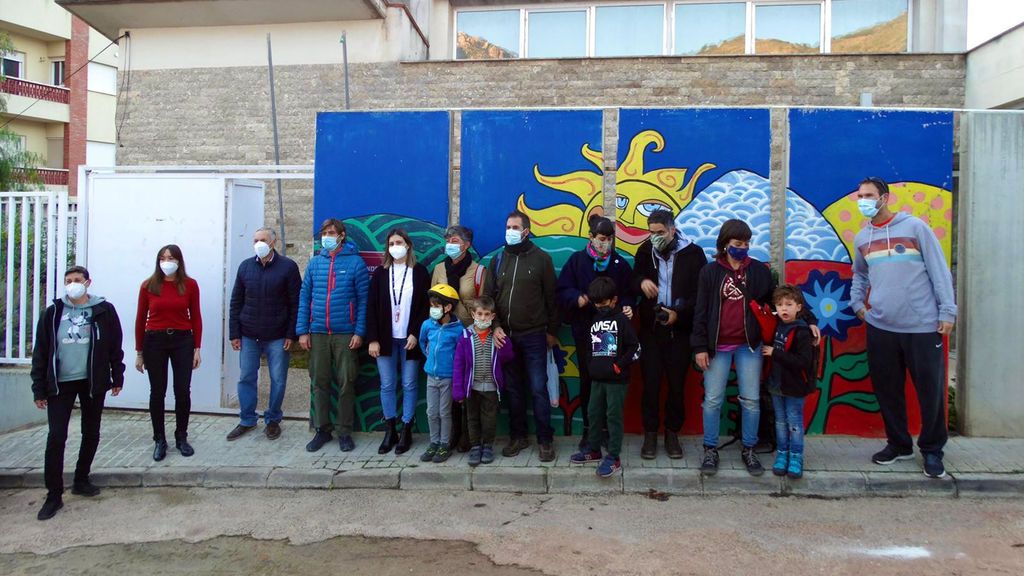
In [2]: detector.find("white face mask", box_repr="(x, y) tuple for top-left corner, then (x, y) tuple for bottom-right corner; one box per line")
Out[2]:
(254, 241), (271, 259)
(389, 245), (409, 260)
(505, 229), (523, 246)
(66, 282), (87, 300)
(160, 261), (179, 276)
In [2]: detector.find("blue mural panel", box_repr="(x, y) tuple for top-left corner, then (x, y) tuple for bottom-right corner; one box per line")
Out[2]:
(616, 108), (772, 261)
(460, 109), (604, 254)
(313, 111), (450, 232)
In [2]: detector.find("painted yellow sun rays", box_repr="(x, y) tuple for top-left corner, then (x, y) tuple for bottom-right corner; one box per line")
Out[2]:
(518, 130), (716, 255)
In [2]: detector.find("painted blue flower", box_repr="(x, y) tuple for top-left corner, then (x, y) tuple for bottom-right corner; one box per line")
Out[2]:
(800, 270), (858, 341)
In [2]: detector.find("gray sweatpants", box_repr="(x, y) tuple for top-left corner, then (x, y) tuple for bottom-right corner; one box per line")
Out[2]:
(425, 375), (453, 446)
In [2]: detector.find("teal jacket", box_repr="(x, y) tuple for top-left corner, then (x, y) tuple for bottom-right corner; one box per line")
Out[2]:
(418, 317), (463, 378)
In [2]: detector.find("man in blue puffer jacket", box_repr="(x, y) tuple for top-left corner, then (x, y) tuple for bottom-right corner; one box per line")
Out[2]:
(297, 218), (370, 453)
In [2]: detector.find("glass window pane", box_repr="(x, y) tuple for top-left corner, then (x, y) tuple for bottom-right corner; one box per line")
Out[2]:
(674, 2), (746, 55)
(832, 0), (908, 53)
(595, 5), (665, 57)
(528, 11), (587, 58)
(456, 10), (520, 59)
(755, 3), (821, 54)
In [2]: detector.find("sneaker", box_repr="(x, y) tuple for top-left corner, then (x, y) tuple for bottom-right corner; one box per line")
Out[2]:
(468, 445), (483, 467)
(596, 455), (621, 478)
(502, 437), (529, 458)
(923, 453), (947, 479)
(420, 443), (439, 462)
(36, 496), (63, 521)
(570, 449), (603, 465)
(226, 424), (255, 441)
(432, 445), (451, 463)
(71, 479), (100, 497)
(700, 446), (719, 475)
(772, 450), (789, 477)
(787, 452), (804, 479)
(538, 443), (556, 462)
(741, 447), (765, 476)
(481, 445), (495, 464)
(871, 444), (914, 465)
(338, 435), (355, 452)
(265, 422), (282, 440)
(305, 429), (332, 452)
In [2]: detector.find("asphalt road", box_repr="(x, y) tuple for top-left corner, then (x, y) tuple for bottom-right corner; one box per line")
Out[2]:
(2, 488), (1023, 575)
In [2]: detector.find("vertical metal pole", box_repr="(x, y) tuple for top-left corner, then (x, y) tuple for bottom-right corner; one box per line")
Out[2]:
(267, 33), (287, 255)
(341, 32), (350, 109)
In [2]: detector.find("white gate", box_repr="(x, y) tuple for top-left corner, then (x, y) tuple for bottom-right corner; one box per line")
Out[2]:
(0, 190), (71, 364)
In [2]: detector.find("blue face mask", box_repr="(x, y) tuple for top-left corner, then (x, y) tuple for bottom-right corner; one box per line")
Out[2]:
(505, 229), (523, 246)
(727, 246), (749, 261)
(445, 243), (462, 259)
(429, 307), (444, 320)
(857, 198), (882, 218)
(321, 236), (339, 251)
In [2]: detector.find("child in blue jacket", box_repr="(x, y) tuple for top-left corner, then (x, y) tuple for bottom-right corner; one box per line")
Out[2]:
(418, 284), (464, 463)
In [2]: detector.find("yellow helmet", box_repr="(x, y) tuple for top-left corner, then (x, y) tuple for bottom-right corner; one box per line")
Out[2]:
(428, 283), (460, 304)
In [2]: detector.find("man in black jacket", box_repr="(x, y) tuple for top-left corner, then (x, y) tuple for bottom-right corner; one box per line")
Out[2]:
(631, 210), (707, 460)
(490, 210), (560, 462)
(31, 266), (125, 521)
(226, 227), (302, 441)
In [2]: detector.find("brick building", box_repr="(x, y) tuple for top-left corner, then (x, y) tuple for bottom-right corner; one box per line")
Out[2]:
(58, 0), (970, 260)
(1, 0), (118, 192)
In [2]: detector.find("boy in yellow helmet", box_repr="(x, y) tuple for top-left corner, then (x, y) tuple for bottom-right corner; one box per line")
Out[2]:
(418, 284), (464, 462)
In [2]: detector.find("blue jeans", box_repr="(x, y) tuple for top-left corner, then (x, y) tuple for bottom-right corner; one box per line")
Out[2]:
(377, 338), (420, 424)
(771, 394), (806, 454)
(238, 336), (289, 426)
(702, 345), (762, 449)
(505, 331), (553, 443)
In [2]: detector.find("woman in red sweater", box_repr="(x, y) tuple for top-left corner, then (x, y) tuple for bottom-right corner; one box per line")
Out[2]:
(135, 244), (202, 461)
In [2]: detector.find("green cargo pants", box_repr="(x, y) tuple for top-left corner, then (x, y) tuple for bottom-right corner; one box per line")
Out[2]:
(587, 380), (627, 458)
(309, 333), (358, 435)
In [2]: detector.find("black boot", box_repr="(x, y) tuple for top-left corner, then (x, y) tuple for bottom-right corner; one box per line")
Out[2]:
(378, 418), (398, 454)
(641, 432), (657, 460)
(394, 420), (414, 455)
(153, 439), (168, 461)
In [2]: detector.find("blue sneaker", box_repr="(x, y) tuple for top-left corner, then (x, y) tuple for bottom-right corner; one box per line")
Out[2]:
(923, 453), (946, 479)
(787, 452), (804, 479)
(596, 455), (621, 478)
(570, 449), (602, 465)
(468, 446), (482, 467)
(772, 450), (789, 476)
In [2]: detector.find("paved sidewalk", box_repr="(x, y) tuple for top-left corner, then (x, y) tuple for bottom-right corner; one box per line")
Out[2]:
(2, 412), (1023, 498)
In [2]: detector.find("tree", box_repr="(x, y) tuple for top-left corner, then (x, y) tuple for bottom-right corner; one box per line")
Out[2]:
(1, 31), (43, 191)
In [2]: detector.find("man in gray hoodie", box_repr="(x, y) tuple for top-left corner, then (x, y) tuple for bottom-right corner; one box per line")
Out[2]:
(850, 177), (956, 479)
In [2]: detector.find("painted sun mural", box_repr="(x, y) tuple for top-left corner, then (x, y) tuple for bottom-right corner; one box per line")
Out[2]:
(521, 130), (715, 255)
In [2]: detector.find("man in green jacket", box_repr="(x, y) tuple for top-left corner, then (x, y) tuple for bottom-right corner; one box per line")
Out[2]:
(490, 210), (559, 462)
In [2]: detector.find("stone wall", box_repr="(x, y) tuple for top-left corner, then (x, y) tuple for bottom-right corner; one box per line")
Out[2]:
(116, 54), (966, 267)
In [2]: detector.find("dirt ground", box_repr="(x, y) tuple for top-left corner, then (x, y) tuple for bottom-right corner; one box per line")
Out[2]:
(1, 488), (1023, 575)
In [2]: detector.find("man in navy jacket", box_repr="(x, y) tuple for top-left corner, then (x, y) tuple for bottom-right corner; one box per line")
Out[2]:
(227, 227), (301, 442)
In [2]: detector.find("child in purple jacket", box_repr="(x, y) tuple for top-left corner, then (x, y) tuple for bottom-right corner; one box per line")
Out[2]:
(452, 296), (515, 467)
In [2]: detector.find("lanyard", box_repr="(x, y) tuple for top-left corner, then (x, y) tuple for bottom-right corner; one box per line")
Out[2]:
(391, 264), (409, 322)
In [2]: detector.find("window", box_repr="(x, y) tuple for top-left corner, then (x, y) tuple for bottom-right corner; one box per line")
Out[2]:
(87, 62), (117, 95)
(47, 138), (65, 169)
(2, 51), (25, 79)
(674, 2), (746, 55)
(595, 5), (665, 57)
(754, 3), (822, 54)
(456, 10), (521, 59)
(52, 60), (65, 86)
(528, 10), (587, 58)
(831, 0), (908, 53)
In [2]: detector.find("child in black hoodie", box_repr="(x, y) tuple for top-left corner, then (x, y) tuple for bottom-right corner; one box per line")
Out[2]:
(762, 285), (816, 480)
(570, 277), (640, 477)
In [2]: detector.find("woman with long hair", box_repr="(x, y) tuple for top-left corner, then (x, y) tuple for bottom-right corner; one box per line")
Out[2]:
(366, 228), (430, 455)
(135, 244), (202, 461)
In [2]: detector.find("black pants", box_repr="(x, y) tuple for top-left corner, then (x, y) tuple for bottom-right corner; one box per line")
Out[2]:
(572, 327), (594, 430)
(45, 379), (105, 497)
(867, 324), (948, 456)
(143, 330), (195, 442)
(465, 389), (499, 447)
(640, 331), (690, 433)
(450, 400), (468, 447)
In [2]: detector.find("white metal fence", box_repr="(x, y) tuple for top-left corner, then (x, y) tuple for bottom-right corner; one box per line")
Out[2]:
(0, 191), (71, 365)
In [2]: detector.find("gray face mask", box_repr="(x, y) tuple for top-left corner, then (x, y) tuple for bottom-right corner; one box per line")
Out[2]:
(651, 233), (671, 252)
